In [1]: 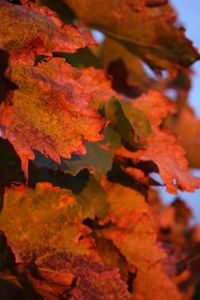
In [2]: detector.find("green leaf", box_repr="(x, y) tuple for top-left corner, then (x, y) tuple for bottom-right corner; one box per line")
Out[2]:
(34, 126), (121, 178)
(56, 47), (102, 68)
(104, 98), (151, 147)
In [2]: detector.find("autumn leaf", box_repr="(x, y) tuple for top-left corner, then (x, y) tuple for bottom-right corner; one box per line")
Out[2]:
(0, 238), (133, 299)
(0, 0), (96, 65)
(116, 129), (200, 194)
(95, 180), (181, 299)
(104, 97), (151, 148)
(172, 107), (200, 168)
(23, 254), (133, 299)
(78, 66), (115, 109)
(133, 90), (176, 127)
(0, 0), (199, 299)
(133, 264), (181, 300)
(33, 126), (121, 178)
(63, 0), (200, 70)
(0, 179), (109, 259)
(98, 181), (166, 270)
(0, 58), (107, 177)
(115, 91), (200, 193)
(101, 37), (152, 89)
(0, 181), (133, 299)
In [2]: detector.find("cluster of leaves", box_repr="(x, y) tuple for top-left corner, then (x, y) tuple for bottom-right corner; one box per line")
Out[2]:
(0, 0), (200, 299)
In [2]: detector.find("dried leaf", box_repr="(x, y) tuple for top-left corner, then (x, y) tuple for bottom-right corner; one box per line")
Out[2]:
(0, 251), (132, 300)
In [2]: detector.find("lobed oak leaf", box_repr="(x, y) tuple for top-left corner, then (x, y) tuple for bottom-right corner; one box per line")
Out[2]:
(0, 58), (107, 177)
(0, 0), (96, 65)
(63, 0), (200, 70)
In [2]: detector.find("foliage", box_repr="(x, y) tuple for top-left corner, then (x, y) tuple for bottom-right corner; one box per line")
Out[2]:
(0, 0), (200, 299)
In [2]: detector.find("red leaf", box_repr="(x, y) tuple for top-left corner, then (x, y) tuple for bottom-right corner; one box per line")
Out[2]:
(0, 58), (107, 177)
(0, 0), (96, 65)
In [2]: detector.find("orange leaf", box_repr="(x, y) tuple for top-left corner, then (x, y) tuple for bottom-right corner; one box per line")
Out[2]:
(0, 58), (107, 177)
(115, 91), (200, 193)
(133, 90), (176, 127)
(116, 129), (200, 194)
(133, 264), (181, 300)
(99, 180), (166, 271)
(0, 1), (96, 65)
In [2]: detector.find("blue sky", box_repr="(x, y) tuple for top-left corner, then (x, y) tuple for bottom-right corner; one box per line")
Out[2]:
(171, 0), (200, 116)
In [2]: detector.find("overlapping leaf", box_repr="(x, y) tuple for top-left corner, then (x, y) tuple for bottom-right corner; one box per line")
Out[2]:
(0, 180), (134, 299)
(115, 91), (200, 193)
(37, 254), (133, 300)
(0, 233), (132, 300)
(34, 126), (121, 178)
(98, 181), (165, 269)
(0, 58), (107, 177)
(63, 0), (200, 69)
(96, 180), (181, 299)
(0, 0), (96, 65)
(101, 37), (152, 89)
(0, 179), (109, 258)
(0, 1), (199, 299)
(104, 98), (151, 147)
